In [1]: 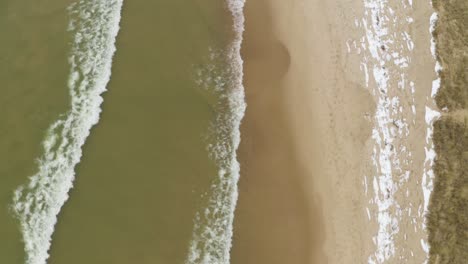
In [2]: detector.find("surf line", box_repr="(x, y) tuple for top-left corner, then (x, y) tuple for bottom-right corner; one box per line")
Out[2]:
(11, 1), (123, 264)
(185, 0), (246, 264)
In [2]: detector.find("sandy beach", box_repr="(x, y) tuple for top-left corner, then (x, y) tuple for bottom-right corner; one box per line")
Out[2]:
(233, 0), (437, 263)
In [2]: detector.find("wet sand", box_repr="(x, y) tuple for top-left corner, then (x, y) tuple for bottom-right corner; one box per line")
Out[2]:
(232, 0), (328, 263)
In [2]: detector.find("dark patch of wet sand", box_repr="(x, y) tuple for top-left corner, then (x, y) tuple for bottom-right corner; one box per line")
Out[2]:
(231, 1), (326, 263)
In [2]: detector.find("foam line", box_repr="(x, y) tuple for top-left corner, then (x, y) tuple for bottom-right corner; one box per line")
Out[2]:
(11, 1), (123, 264)
(185, 1), (246, 263)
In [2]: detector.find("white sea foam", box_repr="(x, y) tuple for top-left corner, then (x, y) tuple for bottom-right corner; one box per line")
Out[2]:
(11, 1), (123, 264)
(185, 1), (246, 264)
(358, 0), (421, 262)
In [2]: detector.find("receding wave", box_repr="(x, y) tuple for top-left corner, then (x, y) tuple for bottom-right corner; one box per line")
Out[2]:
(185, 1), (246, 263)
(11, 1), (123, 263)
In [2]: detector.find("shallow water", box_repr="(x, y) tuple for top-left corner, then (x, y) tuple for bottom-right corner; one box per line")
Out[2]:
(0, 1), (71, 263)
(1, 0), (240, 263)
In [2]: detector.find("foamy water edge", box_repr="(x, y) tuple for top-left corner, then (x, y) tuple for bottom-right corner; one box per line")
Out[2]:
(11, 1), (123, 263)
(185, 0), (246, 263)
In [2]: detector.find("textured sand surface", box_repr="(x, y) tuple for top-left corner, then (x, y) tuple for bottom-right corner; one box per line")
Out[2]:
(233, 0), (437, 263)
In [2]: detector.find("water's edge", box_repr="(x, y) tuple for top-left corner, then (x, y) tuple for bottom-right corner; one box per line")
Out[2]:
(185, 1), (246, 263)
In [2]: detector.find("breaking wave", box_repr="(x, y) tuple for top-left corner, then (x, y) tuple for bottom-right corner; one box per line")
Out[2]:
(185, 1), (246, 263)
(11, 1), (123, 263)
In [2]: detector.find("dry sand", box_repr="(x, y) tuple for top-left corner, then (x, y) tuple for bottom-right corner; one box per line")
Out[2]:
(232, 0), (437, 263)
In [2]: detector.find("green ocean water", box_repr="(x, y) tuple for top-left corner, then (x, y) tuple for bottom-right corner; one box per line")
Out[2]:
(0, 0), (239, 263)
(0, 1), (71, 263)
